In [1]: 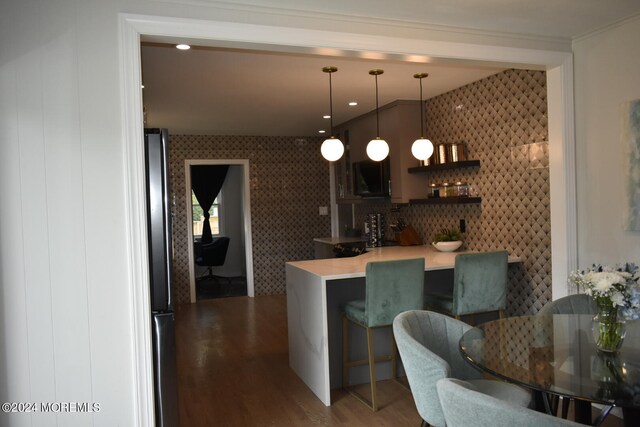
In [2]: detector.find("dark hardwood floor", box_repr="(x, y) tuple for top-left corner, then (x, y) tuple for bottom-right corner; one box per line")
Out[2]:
(174, 295), (625, 426)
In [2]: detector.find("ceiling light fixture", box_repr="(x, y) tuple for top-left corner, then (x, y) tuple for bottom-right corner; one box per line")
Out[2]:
(366, 69), (389, 162)
(411, 73), (435, 161)
(320, 66), (344, 162)
(176, 44), (191, 50)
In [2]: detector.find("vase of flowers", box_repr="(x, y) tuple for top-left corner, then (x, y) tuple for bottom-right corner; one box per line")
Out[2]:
(569, 263), (639, 352)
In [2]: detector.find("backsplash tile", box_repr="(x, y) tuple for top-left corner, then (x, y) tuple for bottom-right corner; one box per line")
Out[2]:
(354, 69), (550, 316)
(168, 135), (331, 303)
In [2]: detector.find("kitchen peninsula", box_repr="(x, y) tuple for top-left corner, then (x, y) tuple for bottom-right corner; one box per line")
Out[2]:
(285, 245), (522, 405)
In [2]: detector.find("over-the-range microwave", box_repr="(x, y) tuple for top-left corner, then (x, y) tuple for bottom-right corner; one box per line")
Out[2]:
(352, 158), (390, 197)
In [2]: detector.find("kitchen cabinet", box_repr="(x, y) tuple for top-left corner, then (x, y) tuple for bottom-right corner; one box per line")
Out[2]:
(334, 100), (425, 204)
(333, 129), (360, 202)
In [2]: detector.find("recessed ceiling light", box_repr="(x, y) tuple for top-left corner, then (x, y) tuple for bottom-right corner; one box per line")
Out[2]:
(348, 101), (358, 106)
(319, 130), (326, 134)
(323, 115), (331, 119)
(141, 84), (145, 89)
(176, 44), (191, 50)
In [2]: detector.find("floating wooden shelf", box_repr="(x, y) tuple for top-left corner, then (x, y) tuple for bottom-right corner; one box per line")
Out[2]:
(408, 159), (480, 173)
(409, 197), (481, 205)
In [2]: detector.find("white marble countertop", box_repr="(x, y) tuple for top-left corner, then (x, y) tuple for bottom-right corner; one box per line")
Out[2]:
(312, 236), (367, 245)
(287, 245), (522, 280)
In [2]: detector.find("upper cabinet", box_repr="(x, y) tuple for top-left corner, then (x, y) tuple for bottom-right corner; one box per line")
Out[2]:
(334, 100), (425, 204)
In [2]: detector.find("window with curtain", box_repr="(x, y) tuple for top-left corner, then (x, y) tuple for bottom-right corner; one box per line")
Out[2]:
(191, 164), (228, 244)
(192, 190), (222, 238)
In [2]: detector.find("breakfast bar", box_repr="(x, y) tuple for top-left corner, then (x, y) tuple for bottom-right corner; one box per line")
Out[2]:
(285, 245), (522, 405)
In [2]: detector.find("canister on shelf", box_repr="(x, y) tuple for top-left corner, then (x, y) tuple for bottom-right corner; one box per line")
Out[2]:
(440, 182), (450, 198)
(446, 183), (457, 197)
(420, 150), (438, 166)
(455, 181), (469, 197)
(447, 142), (467, 162)
(436, 144), (449, 164)
(429, 183), (440, 198)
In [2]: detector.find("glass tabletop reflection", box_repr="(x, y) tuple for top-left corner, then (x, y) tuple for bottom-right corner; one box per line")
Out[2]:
(459, 314), (640, 409)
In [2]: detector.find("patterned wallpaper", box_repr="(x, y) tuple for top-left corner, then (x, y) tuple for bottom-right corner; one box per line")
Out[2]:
(354, 69), (550, 316)
(168, 135), (331, 303)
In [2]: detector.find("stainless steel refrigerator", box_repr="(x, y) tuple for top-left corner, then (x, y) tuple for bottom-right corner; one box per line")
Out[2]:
(144, 128), (180, 427)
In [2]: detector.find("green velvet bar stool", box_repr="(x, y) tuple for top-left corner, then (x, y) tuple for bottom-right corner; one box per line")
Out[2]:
(342, 258), (425, 411)
(424, 250), (508, 323)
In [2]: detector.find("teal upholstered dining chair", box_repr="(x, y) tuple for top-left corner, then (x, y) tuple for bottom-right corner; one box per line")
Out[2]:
(537, 293), (598, 420)
(437, 378), (582, 427)
(538, 294), (597, 316)
(424, 250), (508, 322)
(342, 257), (425, 411)
(393, 310), (531, 427)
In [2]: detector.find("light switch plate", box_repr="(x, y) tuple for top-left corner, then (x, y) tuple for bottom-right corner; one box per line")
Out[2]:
(319, 206), (328, 216)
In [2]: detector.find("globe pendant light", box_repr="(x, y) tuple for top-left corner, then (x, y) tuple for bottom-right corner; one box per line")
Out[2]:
(320, 66), (344, 161)
(366, 69), (389, 162)
(411, 73), (435, 161)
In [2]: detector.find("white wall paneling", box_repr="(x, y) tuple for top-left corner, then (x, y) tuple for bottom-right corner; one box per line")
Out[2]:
(573, 15), (640, 266)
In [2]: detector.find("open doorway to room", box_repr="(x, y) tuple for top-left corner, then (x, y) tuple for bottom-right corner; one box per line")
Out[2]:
(123, 15), (576, 425)
(185, 159), (254, 302)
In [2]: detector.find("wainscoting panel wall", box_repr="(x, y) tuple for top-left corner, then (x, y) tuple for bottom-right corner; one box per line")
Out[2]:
(354, 69), (550, 316)
(169, 135), (331, 303)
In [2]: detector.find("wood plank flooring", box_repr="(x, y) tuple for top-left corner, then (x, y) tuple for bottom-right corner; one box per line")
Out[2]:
(175, 295), (422, 426)
(174, 295), (625, 427)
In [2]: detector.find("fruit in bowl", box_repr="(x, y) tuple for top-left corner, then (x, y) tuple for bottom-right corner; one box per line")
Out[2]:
(432, 228), (463, 252)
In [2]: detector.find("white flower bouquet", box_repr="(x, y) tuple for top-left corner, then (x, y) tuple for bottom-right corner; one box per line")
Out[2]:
(569, 263), (639, 352)
(569, 263), (640, 319)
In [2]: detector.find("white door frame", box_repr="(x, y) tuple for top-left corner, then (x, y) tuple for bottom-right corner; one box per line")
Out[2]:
(119, 13), (576, 426)
(185, 159), (254, 302)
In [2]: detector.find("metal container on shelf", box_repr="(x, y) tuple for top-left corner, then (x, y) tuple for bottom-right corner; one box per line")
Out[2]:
(419, 150), (438, 166)
(447, 142), (467, 162)
(436, 144), (449, 164)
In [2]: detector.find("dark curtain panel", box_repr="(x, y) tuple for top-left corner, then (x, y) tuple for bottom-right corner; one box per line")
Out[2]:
(191, 165), (229, 244)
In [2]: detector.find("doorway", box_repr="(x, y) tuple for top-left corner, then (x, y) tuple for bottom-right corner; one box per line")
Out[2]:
(121, 15), (576, 425)
(185, 159), (254, 302)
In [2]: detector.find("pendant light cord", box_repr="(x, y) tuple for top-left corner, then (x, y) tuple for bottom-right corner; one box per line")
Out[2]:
(329, 71), (334, 137)
(374, 73), (380, 137)
(419, 77), (424, 137)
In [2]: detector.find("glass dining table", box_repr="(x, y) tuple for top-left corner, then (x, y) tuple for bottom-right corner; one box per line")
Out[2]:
(459, 314), (640, 426)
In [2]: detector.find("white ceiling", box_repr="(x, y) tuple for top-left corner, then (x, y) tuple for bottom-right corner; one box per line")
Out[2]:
(140, 0), (640, 137)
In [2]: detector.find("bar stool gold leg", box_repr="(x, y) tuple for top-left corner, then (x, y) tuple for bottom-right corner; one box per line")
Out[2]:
(342, 316), (349, 390)
(366, 327), (378, 411)
(391, 336), (398, 380)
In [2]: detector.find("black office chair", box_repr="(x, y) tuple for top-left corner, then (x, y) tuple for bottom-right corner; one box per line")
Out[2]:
(195, 236), (230, 281)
